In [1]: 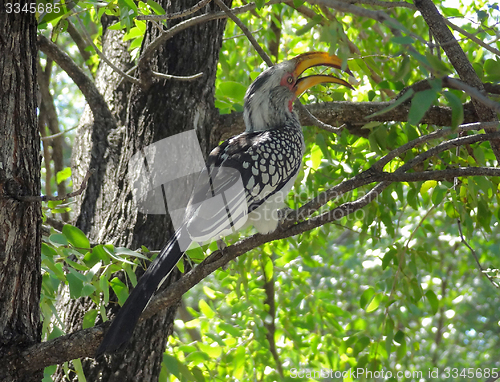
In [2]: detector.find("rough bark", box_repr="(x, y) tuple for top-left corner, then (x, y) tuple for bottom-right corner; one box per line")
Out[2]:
(0, 7), (43, 382)
(53, 1), (231, 381)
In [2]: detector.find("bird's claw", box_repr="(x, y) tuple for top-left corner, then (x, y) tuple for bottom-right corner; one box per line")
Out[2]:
(277, 207), (295, 225)
(216, 239), (229, 270)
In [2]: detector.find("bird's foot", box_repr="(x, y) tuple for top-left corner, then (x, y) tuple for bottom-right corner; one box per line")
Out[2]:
(216, 238), (229, 270)
(216, 238), (227, 251)
(277, 207), (295, 226)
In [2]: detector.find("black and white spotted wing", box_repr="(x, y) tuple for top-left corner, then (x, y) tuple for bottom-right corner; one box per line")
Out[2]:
(185, 123), (305, 243)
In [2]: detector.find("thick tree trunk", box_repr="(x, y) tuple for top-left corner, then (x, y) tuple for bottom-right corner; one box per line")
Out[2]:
(55, 1), (231, 380)
(0, 7), (42, 382)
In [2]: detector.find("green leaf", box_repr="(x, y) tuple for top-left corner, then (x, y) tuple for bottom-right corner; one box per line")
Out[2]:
(147, 0), (165, 14)
(99, 275), (109, 305)
(484, 59), (500, 81)
(407, 187), (419, 210)
(203, 285), (217, 299)
(83, 249), (101, 268)
(296, 19), (321, 36)
(255, 0), (265, 9)
(43, 365), (57, 382)
(62, 224), (90, 248)
(217, 81), (247, 103)
(477, 199), (492, 232)
(425, 290), (439, 314)
(408, 89), (439, 125)
(391, 36), (414, 45)
(65, 258), (89, 272)
(365, 89), (414, 119)
(119, 0), (138, 14)
(56, 167), (71, 184)
(420, 180), (437, 196)
(425, 53), (451, 75)
(42, 258), (66, 280)
(441, 7), (462, 17)
(67, 269), (84, 299)
(431, 185), (448, 206)
(473, 145), (486, 166)
(444, 201), (459, 218)
(199, 299), (215, 319)
(360, 287), (375, 309)
(366, 293), (383, 312)
(42, 243), (58, 258)
(110, 277), (129, 305)
(123, 26), (144, 41)
(382, 247), (397, 270)
(310, 145), (322, 170)
(393, 56), (411, 82)
(49, 233), (68, 246)
(443, 91), (464, 130)
(218, 322), (241, 337)
(82, 309), (98, 329)
(263, 255), (273, 280)
(394, 329), (405, 344)
(115, 247), (150, 260)
(72, 358), (86, 382)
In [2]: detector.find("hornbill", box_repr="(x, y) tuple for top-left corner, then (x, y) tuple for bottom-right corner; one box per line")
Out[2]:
(96, 52), (353, 356)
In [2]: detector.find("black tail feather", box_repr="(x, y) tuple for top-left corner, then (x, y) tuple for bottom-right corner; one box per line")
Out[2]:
(95, 226), (189, 357)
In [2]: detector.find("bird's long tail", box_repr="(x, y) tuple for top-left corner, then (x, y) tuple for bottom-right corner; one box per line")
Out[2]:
(95, 225), (190, 357)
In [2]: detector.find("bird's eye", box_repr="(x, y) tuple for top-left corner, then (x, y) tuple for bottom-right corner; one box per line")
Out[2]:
(287, 76), (294, 84)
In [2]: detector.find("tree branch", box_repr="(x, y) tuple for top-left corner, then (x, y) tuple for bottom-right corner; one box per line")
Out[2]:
(444, 77), (500, 114)
(212, 100), (481, 144)
(137, 0), (213, 20)
(444, 19), (500, 58)
(457, 219), (500, 289)
(12, 168), (95, 202)
(138, 0), (286, 69)
(413, 0), (500, 161)
(37, 35), (114, 123)
(214, 0), (274, 66)
(66, 20), (93, 74)
(75, 17), (141, 86)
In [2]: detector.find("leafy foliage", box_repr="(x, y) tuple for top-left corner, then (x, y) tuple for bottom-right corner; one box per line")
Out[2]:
(36, 0), (500, 380)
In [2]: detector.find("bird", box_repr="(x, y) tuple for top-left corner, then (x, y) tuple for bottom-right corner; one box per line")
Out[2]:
(96, 51), (353, 356)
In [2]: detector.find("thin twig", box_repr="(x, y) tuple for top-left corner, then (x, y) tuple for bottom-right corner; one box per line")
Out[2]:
(293, 130), (500, 222)
(341, 0), (415, 9)
(138, 0), (286, 68)
(214, 0), (273, 66)
(444, 77), (500, 114)
(308, 0), (427, 45)
(137, 0), (212, 21)
(457, 219), (500, 288)
(37, 35), (114, 122)
(14, 169), (95, 202)
(75, 17), (141, 86)
(41, 125), (79, 141)
(372, 121), (500, 171)
(151, 71), (204, 81)
(223, 28), (263, 41)
(296, 101), (343, 134)
(444, 19), (500, 58)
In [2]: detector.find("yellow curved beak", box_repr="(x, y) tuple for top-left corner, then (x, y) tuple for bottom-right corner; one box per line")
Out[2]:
(292, 52), (354, 97)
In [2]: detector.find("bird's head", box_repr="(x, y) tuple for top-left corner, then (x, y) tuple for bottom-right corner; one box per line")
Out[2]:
(243, 52), (354, 133)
